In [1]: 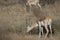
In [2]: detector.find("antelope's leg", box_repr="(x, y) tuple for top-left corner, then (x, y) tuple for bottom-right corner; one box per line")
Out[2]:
(49, 24), (52, 36)
(39, 27), (43, 38)
(37, 3), (42, 10)
(41, 27), (43, 36)
(44, 25), (49, 39)
(38, 21), (41, 38)
(39, 26), (42, 38)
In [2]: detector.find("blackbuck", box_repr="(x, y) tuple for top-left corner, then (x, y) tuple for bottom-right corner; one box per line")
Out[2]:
(26, 16), (52, 39)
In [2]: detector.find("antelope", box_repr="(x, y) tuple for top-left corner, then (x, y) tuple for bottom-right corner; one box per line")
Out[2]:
(26, 16), (52, 39)
(38, 16), (52, 39)
(26, 0), (41, 9)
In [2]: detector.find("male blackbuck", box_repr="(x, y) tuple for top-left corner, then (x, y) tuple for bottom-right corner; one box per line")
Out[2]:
(26, 16), (52, 39)
(26, 0), (41, 10)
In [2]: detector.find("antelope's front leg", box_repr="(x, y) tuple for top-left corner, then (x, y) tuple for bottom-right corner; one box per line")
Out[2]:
(38, 21), (42, 38)
(49, 24), (52, 36)
(39, 27), (43, 38)
(39, 28), (41, 38)
(44, 24), (49, 40)
(37, 3), (42, 10)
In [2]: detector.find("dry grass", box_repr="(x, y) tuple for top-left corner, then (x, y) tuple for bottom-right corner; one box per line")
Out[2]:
(0, 31), (60, 40)
(0, 1), (60, 40)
